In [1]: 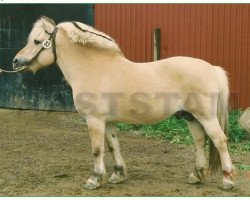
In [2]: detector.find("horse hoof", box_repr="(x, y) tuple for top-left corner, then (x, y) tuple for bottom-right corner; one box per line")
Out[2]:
(188, 172), (201, 184)
(108, 173), (125, 184)
(222, 178), (235, 190)
(84, 178), (100, 190)
(188, 167), (207, 184)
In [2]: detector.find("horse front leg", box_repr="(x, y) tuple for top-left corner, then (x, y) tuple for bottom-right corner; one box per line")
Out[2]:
(84, 117), (106, 190)
(105, 123), (127, 184)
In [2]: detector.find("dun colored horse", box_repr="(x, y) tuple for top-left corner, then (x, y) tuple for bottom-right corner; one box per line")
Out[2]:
(13, 16), (235, 190)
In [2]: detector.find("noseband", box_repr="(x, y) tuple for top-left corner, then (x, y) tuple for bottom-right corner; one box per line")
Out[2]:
(27, 27), (58, 66)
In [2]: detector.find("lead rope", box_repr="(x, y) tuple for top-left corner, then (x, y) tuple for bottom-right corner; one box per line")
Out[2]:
(0, 66), (28, 73)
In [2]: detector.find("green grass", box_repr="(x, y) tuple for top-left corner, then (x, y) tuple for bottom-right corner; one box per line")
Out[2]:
(229, 142), (250, 155)
(238, 164), (250, 170)
(116, 109), (249, 148)
(117, 116), (193, 144)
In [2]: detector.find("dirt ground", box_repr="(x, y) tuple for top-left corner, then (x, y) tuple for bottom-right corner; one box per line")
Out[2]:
(0, 109), (249, 196)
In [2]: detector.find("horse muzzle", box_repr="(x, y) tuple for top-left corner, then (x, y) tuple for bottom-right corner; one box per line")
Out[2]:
(12, 57), (30, 72)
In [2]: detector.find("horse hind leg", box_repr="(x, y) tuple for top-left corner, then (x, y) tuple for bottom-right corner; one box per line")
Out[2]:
(105, 123), (127, 184)
(186, 120), (208, 184)
(198, 117), (235, 190)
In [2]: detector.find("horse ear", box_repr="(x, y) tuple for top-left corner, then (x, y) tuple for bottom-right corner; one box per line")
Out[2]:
(40, 16), (56, 33)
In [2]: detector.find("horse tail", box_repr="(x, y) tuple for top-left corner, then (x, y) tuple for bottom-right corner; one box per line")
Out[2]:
(209, 66), (229, 172)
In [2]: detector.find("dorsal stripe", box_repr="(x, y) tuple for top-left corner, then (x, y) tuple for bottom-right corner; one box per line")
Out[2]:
(72, 22), (114, 43)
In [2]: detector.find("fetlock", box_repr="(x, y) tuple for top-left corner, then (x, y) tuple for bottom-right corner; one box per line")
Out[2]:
(109, 165), (126, 184)
(221, 170), (235, 190)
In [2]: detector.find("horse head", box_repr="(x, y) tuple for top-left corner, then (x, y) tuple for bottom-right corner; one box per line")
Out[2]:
(13, 16), (57, 73)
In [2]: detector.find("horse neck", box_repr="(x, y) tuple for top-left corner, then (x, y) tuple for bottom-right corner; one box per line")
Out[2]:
(55, 30), (126, 88)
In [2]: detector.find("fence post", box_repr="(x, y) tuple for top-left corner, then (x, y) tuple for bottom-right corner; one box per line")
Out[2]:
(153, 28), (161, 61)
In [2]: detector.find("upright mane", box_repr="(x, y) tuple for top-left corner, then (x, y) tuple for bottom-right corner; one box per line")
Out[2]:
(58, 22), (123, 55)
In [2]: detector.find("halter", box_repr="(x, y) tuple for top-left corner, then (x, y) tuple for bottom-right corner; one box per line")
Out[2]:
(27, 27), (58, 67)
(0, 27), (58, 73)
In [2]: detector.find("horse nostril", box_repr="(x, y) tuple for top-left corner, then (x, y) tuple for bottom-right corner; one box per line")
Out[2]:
(13, 58), (19, 65)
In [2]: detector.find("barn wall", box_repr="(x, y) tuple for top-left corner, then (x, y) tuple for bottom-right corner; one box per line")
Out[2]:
(94, 4), (250, 109)
(0, 4), (93, 111)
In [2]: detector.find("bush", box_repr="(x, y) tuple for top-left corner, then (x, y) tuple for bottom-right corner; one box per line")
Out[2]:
(228, 109), (247, 142)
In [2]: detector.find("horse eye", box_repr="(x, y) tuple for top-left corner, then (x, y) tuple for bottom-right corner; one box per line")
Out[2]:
(34, 40), (41, 45)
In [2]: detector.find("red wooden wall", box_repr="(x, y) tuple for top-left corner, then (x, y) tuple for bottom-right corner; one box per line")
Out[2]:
(94, 4), (250, 109)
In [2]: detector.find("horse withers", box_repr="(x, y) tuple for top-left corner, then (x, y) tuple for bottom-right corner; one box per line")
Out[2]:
(12, 16), (235, 190)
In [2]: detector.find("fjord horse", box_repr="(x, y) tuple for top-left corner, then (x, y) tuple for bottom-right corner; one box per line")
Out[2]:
(13, 17), (235, 190)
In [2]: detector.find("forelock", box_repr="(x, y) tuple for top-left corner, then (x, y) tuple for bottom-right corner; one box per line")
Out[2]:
(28, 19), (46, 42)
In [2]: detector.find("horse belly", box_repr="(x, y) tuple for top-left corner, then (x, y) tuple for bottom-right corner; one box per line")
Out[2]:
(107, 95), (184, 124)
